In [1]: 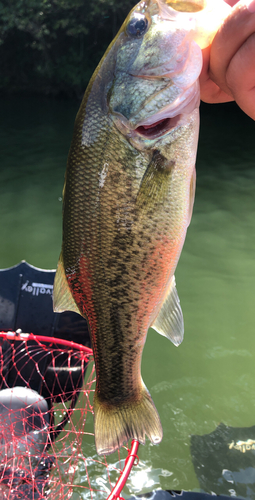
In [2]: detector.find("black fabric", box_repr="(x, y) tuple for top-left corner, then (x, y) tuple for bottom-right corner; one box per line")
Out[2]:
(0, 260), (90, 344)
(0, 261), (91, 399)
(191, 422), (255, 498)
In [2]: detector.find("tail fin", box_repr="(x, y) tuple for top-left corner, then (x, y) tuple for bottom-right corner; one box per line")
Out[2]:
(93, 384), (163, 456)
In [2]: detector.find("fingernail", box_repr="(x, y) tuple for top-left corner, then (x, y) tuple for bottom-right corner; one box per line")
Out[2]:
(245, 0), (255, 13)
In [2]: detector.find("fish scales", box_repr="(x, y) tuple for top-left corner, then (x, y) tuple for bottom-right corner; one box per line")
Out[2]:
(54, 0), (229, 455)
(64, 118), (192, 390)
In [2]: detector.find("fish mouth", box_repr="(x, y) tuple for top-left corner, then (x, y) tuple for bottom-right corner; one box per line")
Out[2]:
(132, 82), (200, 139)
(112, 82), (200, 143)
(135, 115), (181, 139)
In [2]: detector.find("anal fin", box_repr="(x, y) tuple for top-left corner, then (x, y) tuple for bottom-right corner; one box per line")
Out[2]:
(151, 275), (184, 347)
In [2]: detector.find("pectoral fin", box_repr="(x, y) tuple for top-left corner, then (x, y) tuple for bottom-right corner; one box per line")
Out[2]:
(53, 253), (81, 315)
(151, 275), (184, 347)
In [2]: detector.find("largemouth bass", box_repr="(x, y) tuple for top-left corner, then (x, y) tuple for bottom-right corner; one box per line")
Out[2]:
(53, 0), (230, 455)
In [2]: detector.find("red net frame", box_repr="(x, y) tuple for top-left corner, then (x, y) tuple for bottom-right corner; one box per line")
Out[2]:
(0, 331), (139, 500)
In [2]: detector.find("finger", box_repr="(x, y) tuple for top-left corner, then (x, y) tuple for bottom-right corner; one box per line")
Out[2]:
(226, 32), (255, 118)
(200, 45), (234, 103)
(210, 1), (255, 95)
(224, 0), (240, 5)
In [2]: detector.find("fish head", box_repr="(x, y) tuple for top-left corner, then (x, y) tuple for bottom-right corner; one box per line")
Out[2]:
(109, 0), (230, 150)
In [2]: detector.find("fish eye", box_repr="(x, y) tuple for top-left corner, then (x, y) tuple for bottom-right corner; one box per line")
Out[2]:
(126, 14), (149, 37)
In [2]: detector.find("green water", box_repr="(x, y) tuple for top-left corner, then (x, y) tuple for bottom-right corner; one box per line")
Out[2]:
(1, 96), (255, 498)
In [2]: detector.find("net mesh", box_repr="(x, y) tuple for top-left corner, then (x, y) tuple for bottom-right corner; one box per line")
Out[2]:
(0, 332), (139, 500)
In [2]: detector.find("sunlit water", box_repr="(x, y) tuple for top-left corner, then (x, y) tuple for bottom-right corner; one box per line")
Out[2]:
(1, 96), (255, 499)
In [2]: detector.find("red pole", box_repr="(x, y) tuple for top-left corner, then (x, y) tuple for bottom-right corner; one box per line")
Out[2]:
(107, 440), (140, 500)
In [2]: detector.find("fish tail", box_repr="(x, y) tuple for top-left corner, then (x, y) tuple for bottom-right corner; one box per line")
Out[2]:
(93, 384), (163, 456)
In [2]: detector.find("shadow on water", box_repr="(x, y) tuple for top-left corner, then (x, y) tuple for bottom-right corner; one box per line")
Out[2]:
(1, 96), (255, 499)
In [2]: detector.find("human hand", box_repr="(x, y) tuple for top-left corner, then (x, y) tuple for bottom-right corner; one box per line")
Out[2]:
(200, 0), (255, 120)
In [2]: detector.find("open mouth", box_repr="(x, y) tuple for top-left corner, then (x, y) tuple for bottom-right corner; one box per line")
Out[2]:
(135, 114), (181, 138)
(131, 83), (200, 140)
(112, 83), (200, 143)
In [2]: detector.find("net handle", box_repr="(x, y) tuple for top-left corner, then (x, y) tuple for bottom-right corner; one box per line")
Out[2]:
(107, 440), (140, 500)
(0, 331), (93, 356)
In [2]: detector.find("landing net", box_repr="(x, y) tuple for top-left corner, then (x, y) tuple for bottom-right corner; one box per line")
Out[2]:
(0, 331), (139, 500)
